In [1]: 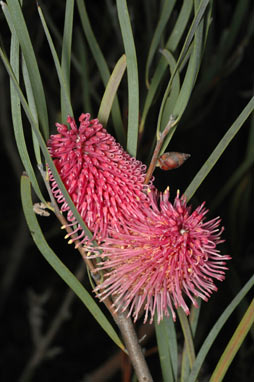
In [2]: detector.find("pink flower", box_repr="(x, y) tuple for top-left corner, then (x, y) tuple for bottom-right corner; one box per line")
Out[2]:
(47, 114), (151, 244)
(90, 189), (231, 324)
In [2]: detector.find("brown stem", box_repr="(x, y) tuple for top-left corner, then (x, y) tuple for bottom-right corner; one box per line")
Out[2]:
(114, 309), (154, 382)
(144, 115), (176, 185)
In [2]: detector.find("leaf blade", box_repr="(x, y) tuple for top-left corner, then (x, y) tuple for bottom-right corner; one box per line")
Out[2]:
(5, 0), (49, 140)
(210, 299), (254, 382)
(184, 97), (254, 201)
(98, 54), (127, 128)
(116, 0), (139, 157)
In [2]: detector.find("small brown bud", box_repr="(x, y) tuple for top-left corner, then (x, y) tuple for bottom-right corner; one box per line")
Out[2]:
(157, 152), (191, 170)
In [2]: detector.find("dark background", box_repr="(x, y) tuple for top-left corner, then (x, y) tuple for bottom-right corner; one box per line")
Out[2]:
(0, 1), (254, 381)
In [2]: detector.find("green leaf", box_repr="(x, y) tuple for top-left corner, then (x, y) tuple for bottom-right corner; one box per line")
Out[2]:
(98, 54), (127, 129)
(210, 154), (254, 211)
(5, 0), (49, 140)
(187, 275), (254, 382)
(3, 24), (45, 203)
(156, 48), (180, 144)
(181, 300), (201, 382)
(210, 299), (254, 382)
(184, 96), (254, 201)
(37, 4), (73, 119)
(155, 314), (177, 382)
(177, 308), (196, 370)
(169, 0), (210, 124)
(76, 0), (124, 145)
(22, 54), (42, 165)
(156, 0), (210, 150)
(116, 0), (139, 157)
(140, 0), (193, 134)
(60, 0), (74, 122)
(145, 0), (177, 87)
(20, 174), (124, 351)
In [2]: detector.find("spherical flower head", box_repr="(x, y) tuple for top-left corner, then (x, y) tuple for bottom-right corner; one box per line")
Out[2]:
(47, 114), (151, 243)
(90, 188), (231, 324)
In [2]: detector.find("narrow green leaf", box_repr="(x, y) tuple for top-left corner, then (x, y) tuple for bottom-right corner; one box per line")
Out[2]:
(181, 300), (201, 382)
(156, 48), (180, 142)
(177, 308), (196, 369)
(184, 97), (254, 201)
(116, 0), (139, 157)
(210, 299), (254, 382)
(20, 174), (124, 351)
(4, 27), (45, 203)
(187, 275), (254, 382)
(98, 54), (127, 128)
(140, 0), (193, 134)
(157, 0), (210, 149)
(169, 0), (210, 125)
(145, 0), (177, 87)
(37, 4), (73, 118)
(155, 314), (176, 382)
(22, 54), (42, 165)
(76, 0), (124, 145)
(61, 0), (74, 122)
(76, 31), (93, 114)
(4, 0), (49, 140)
(175, 0), (209, 72)
(210, 154), (254, 211)
(166, 0), (194, 52)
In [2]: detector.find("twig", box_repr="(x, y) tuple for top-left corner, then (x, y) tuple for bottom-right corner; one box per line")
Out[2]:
(82, 320), (155, 381)
(144, 115), (177, 184)
(113, 299), (154, 382)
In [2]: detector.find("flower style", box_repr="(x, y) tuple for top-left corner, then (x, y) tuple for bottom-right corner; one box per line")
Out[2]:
(89, 188), (231, 324)
(48, 113), (151, 244)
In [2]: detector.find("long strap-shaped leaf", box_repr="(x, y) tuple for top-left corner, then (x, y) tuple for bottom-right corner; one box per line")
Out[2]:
(186, 275), (254, 382)
(98, 54), (127, 127)
(140, 0), (193, 134)
(185, 96), (254, 201)
(5, 0), (49, 140)
(145, 0), (177, 87)
(37, 4), (73, 119)
(76, 0), (125, 146)
(4, 8), (45, 204)
(116, 0), (139, 157)
(210, 299), (254, 382)
(158, 0), (210, 152)
(181, 300), (201, 382)
(20, 174), (124, 351)
(60, 0), (74, 122)
(155, 313), (178, 382)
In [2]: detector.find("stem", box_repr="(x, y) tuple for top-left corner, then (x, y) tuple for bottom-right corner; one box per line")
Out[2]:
(144, 115), (177, 184)
(114, 307), (154, 382)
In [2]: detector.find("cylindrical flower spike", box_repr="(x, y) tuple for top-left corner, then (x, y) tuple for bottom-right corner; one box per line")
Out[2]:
(157, 152), (191, 170)
(47, 114), (152, 244)
(88, 188), (231, 324)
